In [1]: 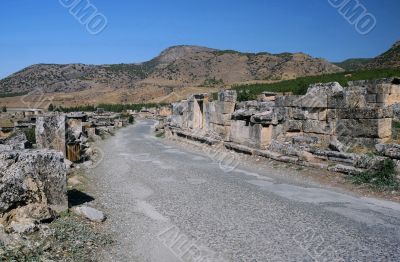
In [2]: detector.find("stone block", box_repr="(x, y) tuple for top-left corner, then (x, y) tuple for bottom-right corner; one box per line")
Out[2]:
(366, 94), (377, 103)
(251, 110), (283, 126)
(376, 94), (389, 104)
(326, 109), (337, 119)
(327, 92), (346, 109)
(390, 84), (400, 94)
(387, 94), (400, 106)
(376, 144), (400, 160)
(336, 118), (391, 139)
(275, 95), (302, 107)
(209, 123), (231, 139)
(36, 115), (66, 156)
(367, 83), (392, 94)
(0, 150), (68, 219)
(292, 108), (308, 120)
(327, 164), (363, 175)
(216, 101), (236, 115)
(345, 90), (367, 108)
(318, 109), (328, 121)
(249, 124), (273, 149)
(286, 120), (303, 132)
(307, 82), (344, 94)
(336, 108), (393, 119)
(229, 120), (250, 145)
(218, 90), (237, 103)
(300, 93), (328, 108)
(303, 120), (334, 135)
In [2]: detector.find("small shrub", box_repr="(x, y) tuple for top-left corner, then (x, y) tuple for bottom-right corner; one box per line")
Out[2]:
(128, 115), (135, 124)
(155, 130), (165, 138)
(349, 159), (399, 190)
(23, 128), (36, 144)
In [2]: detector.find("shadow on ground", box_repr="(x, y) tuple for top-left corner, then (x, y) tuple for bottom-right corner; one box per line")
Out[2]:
(68, 189), (95, 207)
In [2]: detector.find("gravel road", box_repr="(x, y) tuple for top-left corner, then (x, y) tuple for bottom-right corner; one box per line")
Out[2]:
(87, 120), (400, 262)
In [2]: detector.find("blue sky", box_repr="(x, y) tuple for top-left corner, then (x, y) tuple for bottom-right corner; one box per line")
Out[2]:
(0, 0), (399, 79)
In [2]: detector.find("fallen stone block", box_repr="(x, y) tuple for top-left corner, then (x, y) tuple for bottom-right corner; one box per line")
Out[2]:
(329, 138), (346, 152)
(254, 149), (282, 160)
(354, 155), (388, 170)
(328, 164), (364, 175)
(224, 142), (254, 155)
(0, 132), (31, 151)
(72, 206), (106, 222)
(376, 144), (400, 159)
(277, 155), (299, 164)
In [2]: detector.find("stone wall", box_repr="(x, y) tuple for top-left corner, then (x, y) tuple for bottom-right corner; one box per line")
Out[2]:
(166, 77), (400, 174)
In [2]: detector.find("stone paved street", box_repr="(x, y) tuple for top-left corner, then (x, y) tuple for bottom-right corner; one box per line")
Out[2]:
(89, 120), (400, 262)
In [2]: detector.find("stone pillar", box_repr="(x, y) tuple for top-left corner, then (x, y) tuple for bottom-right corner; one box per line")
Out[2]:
(36, 114), (67, 156)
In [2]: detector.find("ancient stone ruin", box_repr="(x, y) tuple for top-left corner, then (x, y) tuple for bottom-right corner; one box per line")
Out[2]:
(166, 77), (400, 174)
(0, 150), (67, 233)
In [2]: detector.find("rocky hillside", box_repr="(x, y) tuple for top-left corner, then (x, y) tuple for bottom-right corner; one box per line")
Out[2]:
(0, 45), (343, 96)
(334, 58), (373, 71)
(335, 41), (400, 71)
(364, 41), (400, 69)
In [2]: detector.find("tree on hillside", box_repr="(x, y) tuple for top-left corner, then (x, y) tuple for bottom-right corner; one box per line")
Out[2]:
(48, 103), (54, 112)
(2, 106), (6, 112)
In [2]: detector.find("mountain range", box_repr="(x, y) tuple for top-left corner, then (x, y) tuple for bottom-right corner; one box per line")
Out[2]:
(0, 41), (399, 107)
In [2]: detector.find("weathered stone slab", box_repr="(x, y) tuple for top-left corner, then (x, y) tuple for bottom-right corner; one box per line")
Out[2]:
(0, 132), (30, 150)
(366, 94), (377, 103)
(327, 91), (346, 109)
(251, 110), (282, 125)
(300, 93), (328, 108)
(354, 155), (388, 170)
(303, 120), (335, 135)
(375, 144), (400, 160)
(229, 120), (250, 145)
(249, 124), (273, 149)
(336, 118), (391, 138)
(0, 150), (68, 222)
(275, 95), (302, 107)
(72, 206), (106, 222)
(217, 101), (236, 115)
(337, 108), (393, 119)
(292, 136), (319, 145)
(36, 115), (66, 156)
(218, 90), (237, 103)
(286, 120), (303, 132)
(328, 164), (364, 175)
(307, 82), (344, 94)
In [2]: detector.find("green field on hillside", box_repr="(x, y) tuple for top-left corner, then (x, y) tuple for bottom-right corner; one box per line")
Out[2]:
(232, 68), (400, 101)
